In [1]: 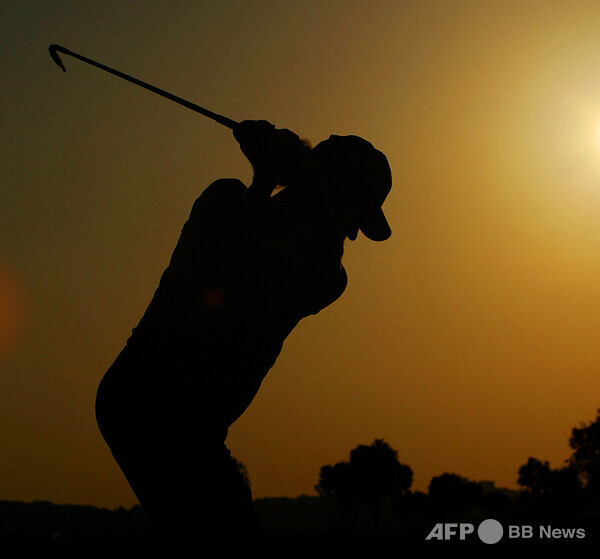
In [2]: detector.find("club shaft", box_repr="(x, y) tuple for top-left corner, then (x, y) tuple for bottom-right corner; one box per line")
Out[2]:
(49, 44), (238, 129)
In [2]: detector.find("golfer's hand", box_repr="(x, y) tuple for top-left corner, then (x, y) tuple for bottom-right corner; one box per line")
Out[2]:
(233, 120), (281, 181)
(235, 120), (311, 179)
(233, 120), (275, 146)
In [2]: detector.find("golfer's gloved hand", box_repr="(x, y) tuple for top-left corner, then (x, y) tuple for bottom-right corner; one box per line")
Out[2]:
(234, 120), (281, 183)
(233, 120), (275, 145)
(234, 120), (311, 187)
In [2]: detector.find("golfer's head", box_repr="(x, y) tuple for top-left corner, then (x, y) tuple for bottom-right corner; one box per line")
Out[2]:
(312, 135), (392, 241)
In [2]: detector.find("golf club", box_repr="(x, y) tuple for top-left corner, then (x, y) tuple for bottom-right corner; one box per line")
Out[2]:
(49, 44), (238, 129)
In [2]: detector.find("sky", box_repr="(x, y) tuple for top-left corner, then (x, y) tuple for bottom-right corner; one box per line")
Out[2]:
(3, 0), (600, 509)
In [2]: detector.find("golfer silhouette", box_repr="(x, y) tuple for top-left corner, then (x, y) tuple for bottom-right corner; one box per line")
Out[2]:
(95, 120), (392, 546)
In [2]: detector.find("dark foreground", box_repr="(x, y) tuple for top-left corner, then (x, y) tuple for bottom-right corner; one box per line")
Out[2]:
(1, 498), (598, 558)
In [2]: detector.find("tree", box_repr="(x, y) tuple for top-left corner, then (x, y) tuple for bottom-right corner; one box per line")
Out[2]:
(316, 439), (413, 533)
(316, 461), (354, 528)
(349, 439), (413, 533)
(231, 456), (251, 488)
(517, 456), (582, 519)
(517, 457), (552, 498)
(349, 439), (413, 500)
(316, 461), (352, 501)
(569, 409), (600, 503)
(428, 473), (482, 519)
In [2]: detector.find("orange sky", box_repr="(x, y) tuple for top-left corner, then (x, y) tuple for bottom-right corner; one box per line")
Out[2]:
(3, 1), (600, 509)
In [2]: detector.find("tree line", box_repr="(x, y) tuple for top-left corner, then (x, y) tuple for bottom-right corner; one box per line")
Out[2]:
(311, 409), (600, 536)
(2, 410), (599, 544)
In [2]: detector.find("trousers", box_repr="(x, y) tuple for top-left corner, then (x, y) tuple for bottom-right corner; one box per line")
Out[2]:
(95, 367), (261, 548)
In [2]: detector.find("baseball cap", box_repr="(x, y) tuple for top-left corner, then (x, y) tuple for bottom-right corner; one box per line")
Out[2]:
(312, 135), (392, 241)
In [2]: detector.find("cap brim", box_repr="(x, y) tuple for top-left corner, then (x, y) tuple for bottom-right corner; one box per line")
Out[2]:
(359, 208), (391, 241)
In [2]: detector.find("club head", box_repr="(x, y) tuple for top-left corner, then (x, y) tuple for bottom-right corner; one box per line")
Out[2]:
(49, 44), (66, 72)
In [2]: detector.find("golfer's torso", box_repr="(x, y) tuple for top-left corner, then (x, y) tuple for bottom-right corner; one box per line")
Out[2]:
(103, 178), (346, 424)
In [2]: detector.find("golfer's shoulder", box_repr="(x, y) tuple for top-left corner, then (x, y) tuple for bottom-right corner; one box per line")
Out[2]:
(191, 178), (247, 216)
(200, 178), (247, 201)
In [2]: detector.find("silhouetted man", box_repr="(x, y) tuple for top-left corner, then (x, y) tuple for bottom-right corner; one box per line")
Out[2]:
(95, 120), (392, 547)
